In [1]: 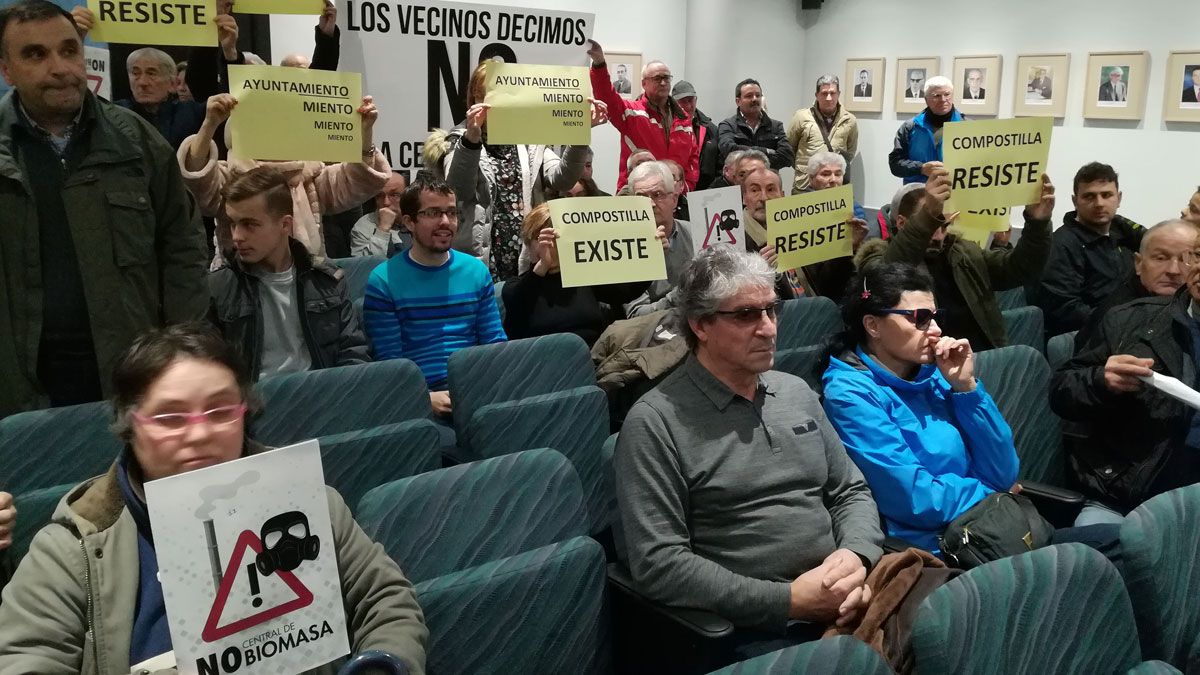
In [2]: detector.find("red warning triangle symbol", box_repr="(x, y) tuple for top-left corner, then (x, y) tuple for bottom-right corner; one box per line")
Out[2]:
(202, 529), (314, 642)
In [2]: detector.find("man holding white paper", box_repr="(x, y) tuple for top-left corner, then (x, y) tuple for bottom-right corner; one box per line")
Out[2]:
(1051, 247), (1200, 525)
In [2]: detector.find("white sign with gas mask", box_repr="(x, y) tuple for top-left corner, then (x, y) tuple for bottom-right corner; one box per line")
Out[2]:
(146, 440), (348, 675)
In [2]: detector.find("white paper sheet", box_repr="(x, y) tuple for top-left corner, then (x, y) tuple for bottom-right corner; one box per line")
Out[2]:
(1139, 371), (1200, 411)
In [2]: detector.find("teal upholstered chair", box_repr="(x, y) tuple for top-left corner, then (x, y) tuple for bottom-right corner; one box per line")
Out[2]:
(975, 345), (1067, 487)
(4, 482), (75, 568)
(775, 297), (841, 351)
(416, 536), (610, 674)
(912, 543), (1179, 675)
(1000, 305), (1045, 354)
(0, 401), (121, 495)
(706, 636), (892, 674)
(317, 420), (441, 511)
(330, 255), (385, 305)
(1120, 485), (1200, 671)
(995, 286), (1028, 311)
(1046, 331), (1078, 372)
(773, 344), (825, 392)
(356, 448), (587, 583)
(254, 359), (431, 446)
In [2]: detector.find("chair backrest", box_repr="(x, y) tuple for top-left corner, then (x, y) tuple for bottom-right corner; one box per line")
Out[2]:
(494, 280), (507, 323)
(1121, 485), (1200, 668)
(995, 286), (1028, 311)
(416, 537), (610, 675)
(459, 386), (612, 534)
(776, 297), (842, 352)
(912, 544), (1143, 675)
(356, 448), (588, 582)
(0, 401), (121, 495)
(975, 345), (1065, 485)
(331, 255), (385, 305)
(254, 359), (430, 446)
(708, 635), (893, 674)
(1001, 306), (1045, 354)
(1046, 331), (1078, 372)
(318, 420), (441, 511)
(773, 345), (826, 392)
(862, 206), (883, 241)
(447, 333), (594, 432)
(5, 482), (74, 566)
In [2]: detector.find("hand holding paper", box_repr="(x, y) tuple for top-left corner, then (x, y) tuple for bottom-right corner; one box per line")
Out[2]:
(70, 6), (94, 38)
(1139, 371), (1200, 411)
(1024, 173), (1056, 222)
(1105, 354), (1154, 393)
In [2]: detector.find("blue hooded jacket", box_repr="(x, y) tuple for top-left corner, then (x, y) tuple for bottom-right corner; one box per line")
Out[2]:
(890, 108), (965, 184)
(821, 347), (1019, 554)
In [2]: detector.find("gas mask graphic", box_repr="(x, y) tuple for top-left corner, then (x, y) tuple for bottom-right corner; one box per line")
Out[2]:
(256, 511), (320, 576)
(719, 209), (739, 234)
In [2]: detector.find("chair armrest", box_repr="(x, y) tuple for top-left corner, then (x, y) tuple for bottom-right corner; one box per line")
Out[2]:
(606, 563), (734, 639)
(1018, 480), (1085, 528)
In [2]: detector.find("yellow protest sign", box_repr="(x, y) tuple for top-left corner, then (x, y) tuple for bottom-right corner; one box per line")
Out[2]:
(232, 0), (324, 14)
(549, 196), (666, 288)
(484, 63), (592, 146)
(88, 0), (216, 46)
(228, 65), (362, 163)
(943, 116), (1053, 212)
(952, 207), (1011, 247)
(766, 185), (855, 271)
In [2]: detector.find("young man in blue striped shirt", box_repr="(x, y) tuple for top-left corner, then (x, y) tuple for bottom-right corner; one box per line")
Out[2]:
(363, 177), (506, 415)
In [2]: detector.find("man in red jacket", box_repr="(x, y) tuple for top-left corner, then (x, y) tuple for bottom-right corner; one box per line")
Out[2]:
(587, 40), (699, 192)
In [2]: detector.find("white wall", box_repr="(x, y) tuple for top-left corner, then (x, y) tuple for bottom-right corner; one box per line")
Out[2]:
(270, 0), (687, 193)
(800, 0), (1200, 226)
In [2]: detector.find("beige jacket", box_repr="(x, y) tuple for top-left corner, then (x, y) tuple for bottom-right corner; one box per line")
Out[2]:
(176, 136), (392, 265)
(0, 463), (427, 675)
(786, 106), (859, 193)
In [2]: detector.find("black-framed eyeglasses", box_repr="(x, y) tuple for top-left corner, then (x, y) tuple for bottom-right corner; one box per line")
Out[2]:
(416, 207), (459, 221)
(712, 300), (782, 325)
(878, 308), (945, 330)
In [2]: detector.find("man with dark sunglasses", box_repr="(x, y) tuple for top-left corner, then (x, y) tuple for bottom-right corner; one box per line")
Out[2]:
(615, 246), (883, 659)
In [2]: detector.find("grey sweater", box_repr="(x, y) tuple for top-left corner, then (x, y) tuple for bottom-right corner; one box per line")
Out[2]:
(614, 355), (883, 631)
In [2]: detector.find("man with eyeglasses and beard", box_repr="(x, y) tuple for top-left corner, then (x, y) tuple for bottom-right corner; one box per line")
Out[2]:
(854, 165), (1056, 351)
(614, 245), (883, 658)
(889, 76), (964, 185)
(364, 176), (506, 416)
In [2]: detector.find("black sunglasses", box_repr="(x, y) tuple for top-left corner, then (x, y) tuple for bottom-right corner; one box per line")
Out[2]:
(878, 308), (945, 330)
(713, 300), (782, 325)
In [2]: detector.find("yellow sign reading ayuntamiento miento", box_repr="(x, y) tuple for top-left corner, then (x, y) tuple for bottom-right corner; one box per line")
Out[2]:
(549, 196), (666, 288)
(767, 185), (855, 271)
(228, 65), (362, 163)
(233, 0), (324, 15)
(943, 116), (1053, 213)
(484, 63), (592, 146)
(88, 0), (217, 46)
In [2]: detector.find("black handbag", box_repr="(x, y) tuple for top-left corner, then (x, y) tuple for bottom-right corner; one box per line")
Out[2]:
(939, 492), (1054, 569)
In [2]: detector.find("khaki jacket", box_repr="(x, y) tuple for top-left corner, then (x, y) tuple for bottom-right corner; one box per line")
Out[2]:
(787, 106), (859, 193)
(0, 460), (427, 675)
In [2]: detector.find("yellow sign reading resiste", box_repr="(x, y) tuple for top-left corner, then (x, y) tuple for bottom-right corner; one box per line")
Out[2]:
(228, 65), (362, 163)
(233, 0), (324, 14)
(484, 63), (592, 146)
(549, 196), (666, 288)
(944, 117), (1053, 213)
(88, 0), (216, 46)
(767, 185), (855, 271)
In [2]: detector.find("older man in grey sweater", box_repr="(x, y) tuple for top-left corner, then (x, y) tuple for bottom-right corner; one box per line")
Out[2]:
(615, 246), (883, 638)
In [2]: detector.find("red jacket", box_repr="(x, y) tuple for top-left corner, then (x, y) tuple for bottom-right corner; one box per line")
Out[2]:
(590, 63), (699, 191)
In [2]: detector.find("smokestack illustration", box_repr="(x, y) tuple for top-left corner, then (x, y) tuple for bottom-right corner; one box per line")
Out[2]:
(194, 470), (261, 593)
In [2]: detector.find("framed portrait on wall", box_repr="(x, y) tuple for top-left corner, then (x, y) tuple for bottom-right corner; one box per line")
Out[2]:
(1084, 51), (1150, 120)
(844, 57), (885, 113)
(895, 57), (940, 114)
(1013, 53), (1069, 118)
(952, 55), (1001, 116)
(1163, 50), (1200, 122)
(605, 52), (642, 101)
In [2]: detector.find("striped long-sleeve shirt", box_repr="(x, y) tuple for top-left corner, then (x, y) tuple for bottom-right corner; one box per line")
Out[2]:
(363, 250), (506, 388)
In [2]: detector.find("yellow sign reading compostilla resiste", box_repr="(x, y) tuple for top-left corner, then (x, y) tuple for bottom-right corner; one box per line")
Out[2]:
(766, 184), (855, 271)
(943, 116), (1053, 213)
(88, 0), (217, 46)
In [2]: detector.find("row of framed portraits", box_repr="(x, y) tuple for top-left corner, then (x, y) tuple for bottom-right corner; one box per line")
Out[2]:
(843, 51), (1200, 122)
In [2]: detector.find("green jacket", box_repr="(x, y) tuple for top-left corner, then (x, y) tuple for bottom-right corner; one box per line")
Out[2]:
(0, 461), (428, 674)
(854, 208), (1052, 348)
(0, 91), (209, 418)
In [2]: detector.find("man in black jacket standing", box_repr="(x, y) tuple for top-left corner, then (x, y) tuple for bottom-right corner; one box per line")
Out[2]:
(717, 78), (793, 172)
(209, 167), (369, 381)
(1029, 162), (1144, 336)
(672, 80), (719, 191)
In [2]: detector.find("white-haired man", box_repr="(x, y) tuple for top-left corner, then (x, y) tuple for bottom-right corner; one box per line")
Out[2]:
(624, 161), (696, 317)
(888, 75), (963, 185)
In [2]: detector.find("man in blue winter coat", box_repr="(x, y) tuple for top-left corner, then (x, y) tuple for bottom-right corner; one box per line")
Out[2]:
(888, 76), (963, 185)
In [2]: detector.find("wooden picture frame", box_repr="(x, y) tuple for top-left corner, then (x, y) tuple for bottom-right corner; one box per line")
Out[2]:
(1084, 51), (1150, 120)
(895, 57), (941, 114)
(1013, 53), (1070, 118)
(952, 54), (1002, 116)
(1163, 50), (1200, 122)
(605, 51), (643, 101)
(844, 57), (885, 113)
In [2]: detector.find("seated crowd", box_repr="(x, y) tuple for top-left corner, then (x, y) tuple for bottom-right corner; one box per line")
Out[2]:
(0, 0), (1198, 671)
